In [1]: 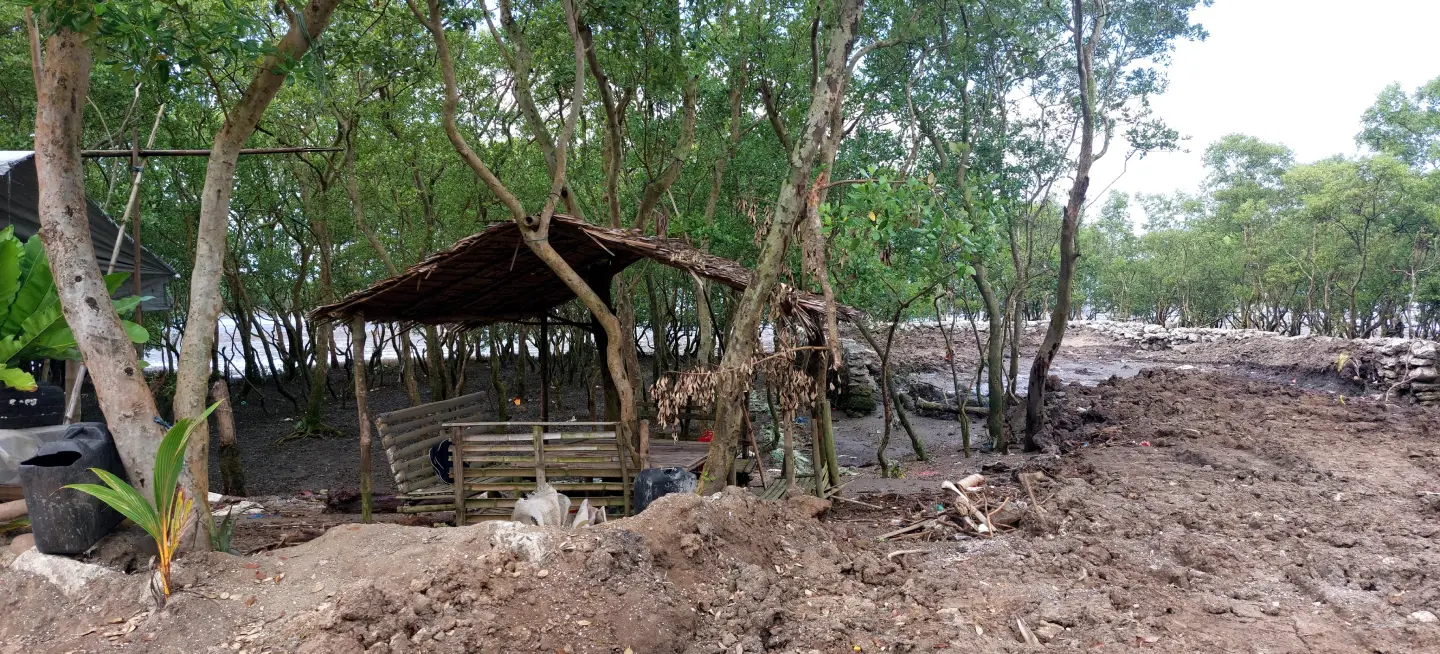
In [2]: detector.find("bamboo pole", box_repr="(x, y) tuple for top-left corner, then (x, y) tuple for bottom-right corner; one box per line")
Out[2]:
(811, 415), (826, 496)
(62, 359), (81, 423)
(352, 316), (374, 523)
(0, 499), (26, 522)
(80, 146), (341, 158)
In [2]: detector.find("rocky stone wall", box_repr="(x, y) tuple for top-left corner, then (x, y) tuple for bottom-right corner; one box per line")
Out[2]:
(1074, 320), (1440, 405)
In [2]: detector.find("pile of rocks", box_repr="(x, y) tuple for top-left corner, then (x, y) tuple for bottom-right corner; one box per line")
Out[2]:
(836, 339), (881, 416)
(1372, 338), (1440, 402)
(1073, 320), (1286, 350)
(1075, 320), (1440, 406)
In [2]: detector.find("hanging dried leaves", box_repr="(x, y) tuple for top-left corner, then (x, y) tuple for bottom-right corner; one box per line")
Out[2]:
(651, 285), (823, 429)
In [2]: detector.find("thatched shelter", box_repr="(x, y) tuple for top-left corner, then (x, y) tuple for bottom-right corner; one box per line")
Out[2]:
(314, 214), (853, 326)
(313, 215), (853, 520)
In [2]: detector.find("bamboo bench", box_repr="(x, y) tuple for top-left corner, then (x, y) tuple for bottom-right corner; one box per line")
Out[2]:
(374, 391), (492, 513)
(376, 394), (719, 517)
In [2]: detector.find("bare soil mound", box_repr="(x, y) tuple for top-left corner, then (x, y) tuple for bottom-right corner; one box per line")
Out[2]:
(5, 370), (1440, 653)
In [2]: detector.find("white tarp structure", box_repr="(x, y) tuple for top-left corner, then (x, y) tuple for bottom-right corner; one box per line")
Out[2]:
(0, 151), (177, 310)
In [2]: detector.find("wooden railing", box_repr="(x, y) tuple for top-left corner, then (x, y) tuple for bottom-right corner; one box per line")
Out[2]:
(446, 422), (635, 524)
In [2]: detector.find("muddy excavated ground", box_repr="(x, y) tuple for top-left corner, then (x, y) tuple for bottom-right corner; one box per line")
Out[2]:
(3, 326), (1439, 653)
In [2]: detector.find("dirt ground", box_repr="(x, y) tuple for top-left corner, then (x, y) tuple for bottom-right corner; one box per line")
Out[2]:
(4, 325), (1439, 652)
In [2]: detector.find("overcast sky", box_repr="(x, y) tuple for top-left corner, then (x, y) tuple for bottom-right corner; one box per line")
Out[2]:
(1090, 0), (1440, 206)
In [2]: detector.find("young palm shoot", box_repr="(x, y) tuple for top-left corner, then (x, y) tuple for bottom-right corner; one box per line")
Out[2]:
(66, 403), (220, 599)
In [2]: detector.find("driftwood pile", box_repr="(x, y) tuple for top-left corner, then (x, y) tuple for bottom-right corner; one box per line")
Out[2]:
(875, 473), (1050, 543)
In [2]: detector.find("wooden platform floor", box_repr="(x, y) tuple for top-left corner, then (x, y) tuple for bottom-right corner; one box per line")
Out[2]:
(646, 440), (709, 471)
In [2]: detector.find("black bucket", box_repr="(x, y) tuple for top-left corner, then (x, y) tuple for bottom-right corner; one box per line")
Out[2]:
(19, 423), (127, 555)
(632, 467), (698, 514)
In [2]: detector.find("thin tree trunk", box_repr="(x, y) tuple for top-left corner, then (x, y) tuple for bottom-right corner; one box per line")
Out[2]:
(701, 0), (864, 493)
(424, 324), (447, 401)
(489, 327), (509, 421)
(173, 0), (343, 529)
(696, 61), (748, 367)
(351, 317), (374, 523)
(211, 379), (245, 496)
(399, 334), (422, 406)
(974, 265), (1007, 451)
(1025, 0), (1102, 448)
(33, 24), (166, 497)
(303, 188), (335, 428)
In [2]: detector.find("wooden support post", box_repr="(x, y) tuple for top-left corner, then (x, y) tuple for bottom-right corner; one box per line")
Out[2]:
(743, 410), (766, 488)
(681, 401), (691, 441)
(532, 424), (547, 485)
(539, 314), (550, 422)
(452, 425), (466, 526)
(811, 416), (826, 496)
(351, 316), (373, 523)
(619, 420), (632, 516)
(638, 419), (650, 469)
(211, 378), (246, 496)
(821, 383), (840, 492)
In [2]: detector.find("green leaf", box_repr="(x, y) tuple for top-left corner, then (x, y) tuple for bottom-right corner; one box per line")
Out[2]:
(0, 365), (37, 392)
(152, 402), (221, 512)
(66, 471), (161, 542)
(0, 336), (21, 365)
(0, 227), (22, 328)
(16, 300), (64, 348)
(121, 321), (149, 345)
(110, 294), (144, 317)
(4, 238), (54, 336)
(103, 272), (131, 295)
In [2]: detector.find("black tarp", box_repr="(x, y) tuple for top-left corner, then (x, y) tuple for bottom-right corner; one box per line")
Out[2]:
(0, 151), (176, 311)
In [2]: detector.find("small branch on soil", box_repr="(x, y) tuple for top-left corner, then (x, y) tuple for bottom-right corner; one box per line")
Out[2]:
(831, 495), (884, 510)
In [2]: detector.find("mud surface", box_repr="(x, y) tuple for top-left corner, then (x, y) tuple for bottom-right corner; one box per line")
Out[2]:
(6, 328), (1439, 653)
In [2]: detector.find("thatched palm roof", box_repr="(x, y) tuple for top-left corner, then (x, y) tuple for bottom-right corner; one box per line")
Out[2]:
(314, 215), (855, 328)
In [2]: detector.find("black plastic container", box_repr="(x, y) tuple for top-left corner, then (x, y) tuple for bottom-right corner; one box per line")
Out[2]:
(632, 466), (698, 514)
(19, 423), (127, 554)
(0, 383), (65, 429)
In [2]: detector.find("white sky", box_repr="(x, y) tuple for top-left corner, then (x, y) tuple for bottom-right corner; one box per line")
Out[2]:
(1090, 0), (1440, 205)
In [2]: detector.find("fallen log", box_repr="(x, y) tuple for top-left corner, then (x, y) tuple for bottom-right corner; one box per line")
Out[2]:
(0, 499), (27, 522)
(915, 399), (990, 417)
(325, 489), (403, 514)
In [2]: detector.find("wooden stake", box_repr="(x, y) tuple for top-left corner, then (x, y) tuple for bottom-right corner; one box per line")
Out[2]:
(350, 316), (374, 522)
(532, 424), (547, 484)
(742, 409), (766, 488)
(811, 414), (826, 496)
(638, 419), (650, 469)
(452, 426), (466, 526)
(211, 378), (246, 496)
(539, 313), (550, 422)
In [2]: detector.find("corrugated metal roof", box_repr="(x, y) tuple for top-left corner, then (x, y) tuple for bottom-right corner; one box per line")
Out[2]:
(0, 150), (178, 311)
